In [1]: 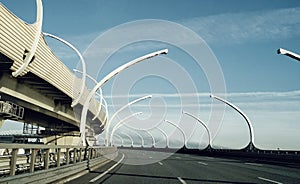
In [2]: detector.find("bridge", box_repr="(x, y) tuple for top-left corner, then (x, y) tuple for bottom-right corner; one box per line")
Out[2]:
(0, 3), (106, 145)
(0, 1), (300, 184)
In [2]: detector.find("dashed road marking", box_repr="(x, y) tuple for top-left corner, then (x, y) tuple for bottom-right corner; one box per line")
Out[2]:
(158, 161), (163, 166)
(198, 161), (208, 165)
(245, 162), (263, 167)
(177, 177), (187, 184)
(258, 177), (283, 184)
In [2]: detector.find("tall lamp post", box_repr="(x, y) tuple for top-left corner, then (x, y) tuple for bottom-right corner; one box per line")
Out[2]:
(106, 95), (152, 146)
(164, 120), (186, 148)
(118, 132), (134, 147)
(13, 0), (43, 77)
(130, 130), (145, 147)
(155, 127), (169, 148)
(277, 48), (300, 62)
(183, 111), (211, 149)
(43, 33), (87, 107)
(140, 129), (156, 148)
(73, 69), (107, 121)
(109, 112), (142, 145)
(210, 94), (255, 150)
(80, 49), (168, 146)
(112, 134), (124, 146)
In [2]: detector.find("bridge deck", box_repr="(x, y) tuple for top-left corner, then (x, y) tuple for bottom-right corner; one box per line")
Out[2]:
(0, 3), (106, 136)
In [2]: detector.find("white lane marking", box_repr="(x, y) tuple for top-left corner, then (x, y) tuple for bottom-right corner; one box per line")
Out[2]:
(198, 161), (208, 166)
(258, 177), (283, 184)
(245, 162), (263, 167)
(89, 153), (125, 183)
(176, 157), (181, 159)
(177, 177), (187, 184)
(149, 156), (153, 159)
(158, 161), (163, 166)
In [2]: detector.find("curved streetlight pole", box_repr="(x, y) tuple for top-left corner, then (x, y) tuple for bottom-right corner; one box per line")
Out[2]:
(183, 111), (211, 149)
(139, 129), (156, 147)
(106, 95), (152, 146)
(130, 130), (144, 147)
(210, 94), (255, 150)
(118, 132), (134, 147)
(277, 48), (300, 62)
(113, 134), (124, 146)
(109, 112), (142, 145)
(155, 127), (169, 148)
(43, 33), (86, 107)
(73, 69), (108, 122)
(164, 120), (186, 148)
(80, 49), (168, 146)
(13, 0), (43, 77)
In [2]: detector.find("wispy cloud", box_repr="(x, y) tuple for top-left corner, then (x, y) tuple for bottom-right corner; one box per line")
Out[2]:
(104, 90), (300, 99)
(181, 7), (300, 45)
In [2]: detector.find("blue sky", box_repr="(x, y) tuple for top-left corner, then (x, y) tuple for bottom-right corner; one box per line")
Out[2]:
(1, 0), (300, 150)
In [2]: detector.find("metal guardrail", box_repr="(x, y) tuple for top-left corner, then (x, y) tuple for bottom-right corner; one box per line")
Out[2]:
(0, 143), (117, 179)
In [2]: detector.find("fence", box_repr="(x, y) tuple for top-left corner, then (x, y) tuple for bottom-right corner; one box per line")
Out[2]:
(0, 143), (117, 183)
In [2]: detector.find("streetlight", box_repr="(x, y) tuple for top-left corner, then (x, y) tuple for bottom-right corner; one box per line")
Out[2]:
(118, 132), (134, 147)
(130, 130), (145, 147)
(43, 33), (87, 107)
(13, 0), (43, 77)
(113, 134), (124, 146)
(73, 69), (108, 121)
(80, 49), (168, 146)
(122, 124), (158, 147)
(183, 111), (211, 149)
(155, 127), (169, 148)
(109, 112), (142, 145)
(210, 94), (255, 150)
(164, 120), (186, 148)
(277, 48), (300, 61)
(105, 95), (152, 146)
(140, 129), (156, 147)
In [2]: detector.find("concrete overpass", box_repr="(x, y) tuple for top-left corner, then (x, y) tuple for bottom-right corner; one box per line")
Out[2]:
(0, 3), (106, 144)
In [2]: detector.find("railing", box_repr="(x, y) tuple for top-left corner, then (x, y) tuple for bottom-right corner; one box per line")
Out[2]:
(0, 143), (117, 179)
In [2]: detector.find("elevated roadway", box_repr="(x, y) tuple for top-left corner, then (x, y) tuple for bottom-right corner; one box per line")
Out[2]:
(0, 3), (106, 143)
(68, 149), (300, 184)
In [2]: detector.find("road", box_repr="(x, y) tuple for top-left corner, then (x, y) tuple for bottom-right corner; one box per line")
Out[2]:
(67, 149), (300, 184)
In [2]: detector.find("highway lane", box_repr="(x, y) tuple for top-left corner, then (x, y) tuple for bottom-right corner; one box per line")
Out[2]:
(67, 149), (300, 184)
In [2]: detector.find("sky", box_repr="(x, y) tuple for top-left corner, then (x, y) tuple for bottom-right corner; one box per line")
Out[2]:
(1, 0), (300, 150)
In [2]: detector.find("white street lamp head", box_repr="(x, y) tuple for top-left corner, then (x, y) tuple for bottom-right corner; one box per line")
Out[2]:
(277, 48), (300, 62)
(277, 48), (289, 55)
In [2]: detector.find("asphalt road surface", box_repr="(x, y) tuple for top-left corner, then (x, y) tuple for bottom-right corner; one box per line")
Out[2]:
(67, 149), (300, 184)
